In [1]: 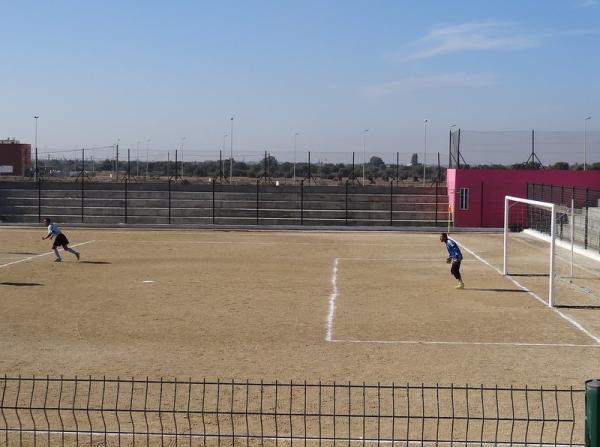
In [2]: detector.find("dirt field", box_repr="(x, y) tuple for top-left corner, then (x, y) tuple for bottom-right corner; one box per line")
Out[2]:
(1, 227), (599, 387)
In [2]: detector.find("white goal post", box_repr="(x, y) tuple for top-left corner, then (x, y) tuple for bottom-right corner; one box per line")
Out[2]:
(503, 196), (556, 307)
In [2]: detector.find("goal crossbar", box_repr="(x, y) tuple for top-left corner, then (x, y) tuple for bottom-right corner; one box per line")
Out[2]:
(503, 195), (556, 307)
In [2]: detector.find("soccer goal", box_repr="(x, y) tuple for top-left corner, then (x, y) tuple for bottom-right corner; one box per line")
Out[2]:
(503, 196), (559, 307)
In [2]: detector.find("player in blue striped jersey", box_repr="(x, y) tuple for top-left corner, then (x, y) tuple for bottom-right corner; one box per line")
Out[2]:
(440, 233), (464, 289)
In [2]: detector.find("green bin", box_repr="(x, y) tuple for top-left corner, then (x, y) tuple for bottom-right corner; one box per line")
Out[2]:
(587, 379), (600, 447)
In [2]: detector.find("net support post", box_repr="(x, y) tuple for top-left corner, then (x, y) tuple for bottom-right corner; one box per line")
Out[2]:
(549, 203), (556, 307)
(586, 379), (600, 447)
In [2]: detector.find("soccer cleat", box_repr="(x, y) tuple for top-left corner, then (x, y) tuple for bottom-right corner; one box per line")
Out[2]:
(54, 258), (62, 263)
(455, 283), (464, 289)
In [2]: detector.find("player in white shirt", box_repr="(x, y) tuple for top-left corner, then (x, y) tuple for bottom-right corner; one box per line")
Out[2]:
(42, 218), (80, 262)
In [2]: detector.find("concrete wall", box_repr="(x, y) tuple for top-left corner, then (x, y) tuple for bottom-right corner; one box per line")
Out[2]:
(447, 169), (600, 228)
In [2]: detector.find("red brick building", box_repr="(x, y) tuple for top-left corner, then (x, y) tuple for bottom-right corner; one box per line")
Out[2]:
(0, 139), (32, 176)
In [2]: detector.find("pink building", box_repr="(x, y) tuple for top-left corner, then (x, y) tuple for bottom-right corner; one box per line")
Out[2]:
(447, 169), (600, 228)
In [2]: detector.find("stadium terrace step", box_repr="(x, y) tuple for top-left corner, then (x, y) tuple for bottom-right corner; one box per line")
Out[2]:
(0, 181), (450, 227)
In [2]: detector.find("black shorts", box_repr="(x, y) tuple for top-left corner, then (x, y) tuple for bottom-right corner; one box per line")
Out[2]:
(52, 233), (69, 248)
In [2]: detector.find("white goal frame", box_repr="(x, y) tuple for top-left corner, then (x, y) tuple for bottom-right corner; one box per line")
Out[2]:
(503, 196), (556, 307)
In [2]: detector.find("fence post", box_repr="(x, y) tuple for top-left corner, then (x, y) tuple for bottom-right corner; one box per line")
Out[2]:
(435, 180), (438, 226)
(586, 379), (600, 447)
(37, 176), (42, 222)
(81, 175), (84, 223)
(168, 178), (171, 224)
(390, 180), (393, 226)
(212, 179), (215, 225)
(300, 180), (304, 225)
(345, 181), (349, 225)
(256, 179), (259, 225)
(585, 188), (589, 249)
(124, 177), (128, 224)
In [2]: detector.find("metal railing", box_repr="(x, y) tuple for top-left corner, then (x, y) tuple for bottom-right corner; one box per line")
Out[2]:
(0, 376), (586, 447)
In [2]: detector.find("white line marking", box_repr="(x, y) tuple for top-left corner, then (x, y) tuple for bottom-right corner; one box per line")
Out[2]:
(455, 239), (600, 345)
(339, 257), (477, 262)
(330, 338), (599, 348)
(107, 239), (435, 247)
(325, 258), (339, 342)
(2, 429), (577, 447)
(0, 241), (95, 268)
(143, 280), (156, 283)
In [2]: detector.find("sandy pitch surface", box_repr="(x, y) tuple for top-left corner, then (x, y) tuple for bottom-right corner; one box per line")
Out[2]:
(1, 228), (599, 386)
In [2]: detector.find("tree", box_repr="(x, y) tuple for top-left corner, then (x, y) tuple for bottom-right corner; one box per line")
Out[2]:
(410, 153), (419, 166)
(369, 156), (386, 168)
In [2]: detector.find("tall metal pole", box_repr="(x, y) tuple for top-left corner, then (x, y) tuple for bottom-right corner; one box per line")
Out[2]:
(34, 116), (39, 180)
(136, 141), (140, 177)
(181, 137), (186, 178)
(293, 132), (299, 185)
(145, 139), (150, 179)
(584, 116), (591, 170)
(362, 129), (368, 185)
(230, 117), (234, 182)
(115, 141), (119, 182)
(448, 124), (456, 168)
(423, 119), (428, 186)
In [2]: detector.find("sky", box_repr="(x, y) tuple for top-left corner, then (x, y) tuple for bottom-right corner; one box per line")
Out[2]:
(1, 0), (599, 165)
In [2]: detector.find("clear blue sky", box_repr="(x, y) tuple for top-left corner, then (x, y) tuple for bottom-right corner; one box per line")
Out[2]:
(1, 0), (599, 164)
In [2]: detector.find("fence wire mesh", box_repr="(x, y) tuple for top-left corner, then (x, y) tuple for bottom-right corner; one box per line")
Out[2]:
(0, 376), (585, 447)
(528, 183), (600, 252)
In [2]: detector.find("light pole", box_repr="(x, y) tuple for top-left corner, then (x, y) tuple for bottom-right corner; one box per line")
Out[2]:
(362, 129), (368, 185)
(230, 117), (234, 182)
(181, 137), (186, 178)
(423, 119), (428, 186)
(34, 116), (39, 180)
(293, 132), (299, 184)
(584, 116), (591, 171)
(145, 139), (151, 179)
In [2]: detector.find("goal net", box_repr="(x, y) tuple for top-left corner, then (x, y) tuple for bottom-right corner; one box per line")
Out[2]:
(504, 195), (600, 309)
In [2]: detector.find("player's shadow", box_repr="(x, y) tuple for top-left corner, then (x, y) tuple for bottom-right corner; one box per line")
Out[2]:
(554, 304), (600, 310)
(1, 282), (43, 287)
(467, 288), (528, 293)
(80, 261), (111, 265)
(8, 252), (38, 255)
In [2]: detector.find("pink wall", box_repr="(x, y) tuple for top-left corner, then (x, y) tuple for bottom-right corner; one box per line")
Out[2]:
(447, 169), (600, 228)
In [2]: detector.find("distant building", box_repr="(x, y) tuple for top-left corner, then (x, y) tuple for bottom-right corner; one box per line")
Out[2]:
(0, 139), (32, 176)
